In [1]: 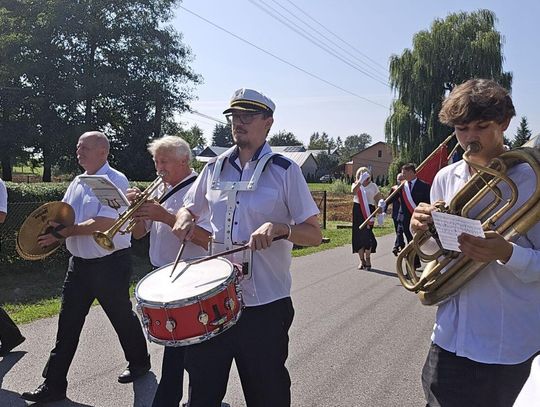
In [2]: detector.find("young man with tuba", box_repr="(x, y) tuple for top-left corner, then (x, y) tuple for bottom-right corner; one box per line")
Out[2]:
(411, 79), (540, 406)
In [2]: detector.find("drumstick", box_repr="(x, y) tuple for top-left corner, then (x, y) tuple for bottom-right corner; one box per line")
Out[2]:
(168, 241), (186, 277)
(171, 234), (288, 283)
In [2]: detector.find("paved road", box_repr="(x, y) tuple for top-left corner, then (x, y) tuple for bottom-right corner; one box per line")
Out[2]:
(0, 234), (436, 406)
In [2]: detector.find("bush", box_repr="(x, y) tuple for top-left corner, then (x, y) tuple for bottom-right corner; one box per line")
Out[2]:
(327, 179), (351, 194)
(6, 182), (69, 202)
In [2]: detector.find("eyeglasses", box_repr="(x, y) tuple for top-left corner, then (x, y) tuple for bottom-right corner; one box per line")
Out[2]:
(225, 112), (262, 125)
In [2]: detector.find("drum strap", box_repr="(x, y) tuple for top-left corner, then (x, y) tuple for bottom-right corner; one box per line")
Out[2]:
(158, 175), (197, 204)
(210, 152), (276, 251)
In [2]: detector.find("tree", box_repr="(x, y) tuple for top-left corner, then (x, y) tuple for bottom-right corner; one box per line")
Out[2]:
(176, 124), (206, 149)
(385, 9), (512, 166)
(339, 133), (372, 161)
(0, 0), (201, 181)
(513, 116), (532, 148)
(308, 132), (334, 151)
(268, 130), (303, 146)
(212, 123), (233, 147)
(315, 151), (339, 177)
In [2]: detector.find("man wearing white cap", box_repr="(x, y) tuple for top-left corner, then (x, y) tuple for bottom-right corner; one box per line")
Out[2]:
(173, 88), (322, 406)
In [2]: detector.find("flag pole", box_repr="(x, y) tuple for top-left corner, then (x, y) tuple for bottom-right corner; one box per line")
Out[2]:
(358, 133), (455, 230)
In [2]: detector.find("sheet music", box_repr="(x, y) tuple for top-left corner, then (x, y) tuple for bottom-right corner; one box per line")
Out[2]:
(78, 175), (130, 208)
(431, 211), (485, 252)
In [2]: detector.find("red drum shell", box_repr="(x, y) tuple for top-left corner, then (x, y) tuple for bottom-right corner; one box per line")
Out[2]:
(135, 257), (243, 346)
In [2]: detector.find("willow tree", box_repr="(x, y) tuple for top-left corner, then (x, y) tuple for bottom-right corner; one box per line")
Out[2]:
(385, 9), (512, 167)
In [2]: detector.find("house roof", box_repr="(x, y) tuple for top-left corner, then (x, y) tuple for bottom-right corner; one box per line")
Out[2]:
(279, 151), (316, 167)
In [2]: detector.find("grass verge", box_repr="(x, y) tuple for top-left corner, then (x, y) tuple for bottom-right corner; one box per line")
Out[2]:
(3, 220), (394, 324)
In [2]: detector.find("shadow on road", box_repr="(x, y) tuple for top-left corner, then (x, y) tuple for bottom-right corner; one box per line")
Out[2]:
(1, 352), (29, 406)
(133, 370), (158, 407)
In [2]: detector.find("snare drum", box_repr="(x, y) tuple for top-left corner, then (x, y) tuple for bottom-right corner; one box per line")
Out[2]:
(135, 257), (243, 346)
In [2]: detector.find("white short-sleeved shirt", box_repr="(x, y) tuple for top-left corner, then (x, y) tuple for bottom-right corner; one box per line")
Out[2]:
(430, 159), (540, 364)
(353, 181), (379, 205)
(0, 179), (7, 214)
(184, 142), (320, 306)
(63, 162), (131, 259)
(146, 171), (210, 268)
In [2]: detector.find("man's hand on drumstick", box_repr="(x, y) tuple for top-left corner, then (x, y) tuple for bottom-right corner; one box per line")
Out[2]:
(249, 222), (289, 251)
(172, 207), (197, 243)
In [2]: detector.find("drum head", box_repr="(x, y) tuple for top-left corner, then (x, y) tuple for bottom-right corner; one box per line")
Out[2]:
(137, 257), (233, 303)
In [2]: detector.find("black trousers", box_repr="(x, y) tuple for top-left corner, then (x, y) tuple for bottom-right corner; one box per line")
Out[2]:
(42, 249), (148, 389)
(392, 218), (405, 251)
(422, 343), (534, 407)
(152, 346), (185, 407)
(0, 306), (24, 346)
(185, 297), (295, 407)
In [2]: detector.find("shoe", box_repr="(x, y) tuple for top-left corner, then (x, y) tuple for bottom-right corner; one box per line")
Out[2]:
(392, 247), (399, 257)
(118, 361), (151, 383)
(21, 382), (66, 403)
(0, 335), (25, 356)
(357, 263), (364, 270)
(365, 262), (372, 271)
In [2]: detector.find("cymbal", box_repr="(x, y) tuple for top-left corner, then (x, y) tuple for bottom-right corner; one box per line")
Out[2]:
(17, 202), (75, 261)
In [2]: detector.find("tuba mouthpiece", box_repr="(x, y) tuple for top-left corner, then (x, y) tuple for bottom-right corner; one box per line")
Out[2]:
(466, 142), (482, 154)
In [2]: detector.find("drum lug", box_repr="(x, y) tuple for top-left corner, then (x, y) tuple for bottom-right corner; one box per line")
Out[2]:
(224, 297), (235, 311)
(210, 316), (228, 326)
(198, 311), (209, 326)
(165, 319), (176, 333)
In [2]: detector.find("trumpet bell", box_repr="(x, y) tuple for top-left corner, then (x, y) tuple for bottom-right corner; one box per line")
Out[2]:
(17, 202), (75, 261)
(93, 231), (115, 251)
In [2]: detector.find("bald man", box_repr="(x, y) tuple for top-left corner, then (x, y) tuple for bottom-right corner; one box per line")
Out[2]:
(22, 131), (150, 403)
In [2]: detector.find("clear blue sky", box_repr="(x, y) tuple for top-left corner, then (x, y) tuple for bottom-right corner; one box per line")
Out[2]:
(171, 0), (539, 147)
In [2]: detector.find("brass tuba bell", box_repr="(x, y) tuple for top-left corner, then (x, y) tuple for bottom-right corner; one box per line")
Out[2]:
(396, 143), (540, 306)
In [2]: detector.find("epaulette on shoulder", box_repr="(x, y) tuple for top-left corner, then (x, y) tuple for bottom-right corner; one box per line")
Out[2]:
(207, 156), (219, 165)
(271, 154), (291, 170)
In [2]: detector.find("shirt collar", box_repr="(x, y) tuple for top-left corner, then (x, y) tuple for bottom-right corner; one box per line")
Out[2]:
(85, 161), (110, 176)
(227, 142), (272, 171)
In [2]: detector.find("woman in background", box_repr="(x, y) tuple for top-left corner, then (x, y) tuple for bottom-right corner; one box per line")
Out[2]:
(351, 167), (382, 270)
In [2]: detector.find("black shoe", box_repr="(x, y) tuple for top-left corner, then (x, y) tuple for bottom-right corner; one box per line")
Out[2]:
(392, 247), (399, 257)
(118, 361), (151, 383)
(0, 335), (25, 356)
(21, 382), (66, 403)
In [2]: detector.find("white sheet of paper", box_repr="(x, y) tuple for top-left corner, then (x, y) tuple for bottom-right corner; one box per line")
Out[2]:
(431, 211), (485, 252)
(78, 175), (130, 208)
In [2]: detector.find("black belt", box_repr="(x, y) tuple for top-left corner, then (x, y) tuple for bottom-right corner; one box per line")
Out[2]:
(73, 248), (131, 264)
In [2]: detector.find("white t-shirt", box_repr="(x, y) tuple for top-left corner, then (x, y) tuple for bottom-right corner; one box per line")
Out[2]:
(353, 181), (379, 205)
(0, 179), (7, 214)
(430, 160), (540, 364)
(146, 171), (210, 268)
(63, 162), (131, 259)
(184, 143), (320, 307)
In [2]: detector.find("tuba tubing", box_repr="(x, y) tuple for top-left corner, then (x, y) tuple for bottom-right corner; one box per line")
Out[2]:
(396, 145), (540, 306)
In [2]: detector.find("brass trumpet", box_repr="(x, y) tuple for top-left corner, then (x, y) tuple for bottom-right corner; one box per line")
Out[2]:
(93, 174), (165, 251)
(396, 143), (540, 306)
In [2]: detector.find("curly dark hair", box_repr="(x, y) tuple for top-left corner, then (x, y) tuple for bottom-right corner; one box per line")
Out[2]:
(439, 79), (515, 126)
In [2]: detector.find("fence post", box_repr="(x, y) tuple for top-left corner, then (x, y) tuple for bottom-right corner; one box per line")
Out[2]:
(322, 190), (327, 230)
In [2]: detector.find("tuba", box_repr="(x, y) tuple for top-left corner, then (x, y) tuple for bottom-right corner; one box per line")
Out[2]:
(396, 143), (540, 306)
(93, 174), (165, 251)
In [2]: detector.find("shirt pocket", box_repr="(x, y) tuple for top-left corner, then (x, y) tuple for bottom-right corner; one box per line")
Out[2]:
(243, 186), (278, 216)
(82, 195), (101, 218)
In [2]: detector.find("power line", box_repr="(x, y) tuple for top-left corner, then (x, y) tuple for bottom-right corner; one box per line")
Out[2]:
(283, 0), (388, 73)
(177, 5), (388, 109)
(253, 0), (389, 85)
(189, 110), (227, 125)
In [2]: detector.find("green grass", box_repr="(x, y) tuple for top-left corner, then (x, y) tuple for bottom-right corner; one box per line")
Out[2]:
(2, 220), (394, 325)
